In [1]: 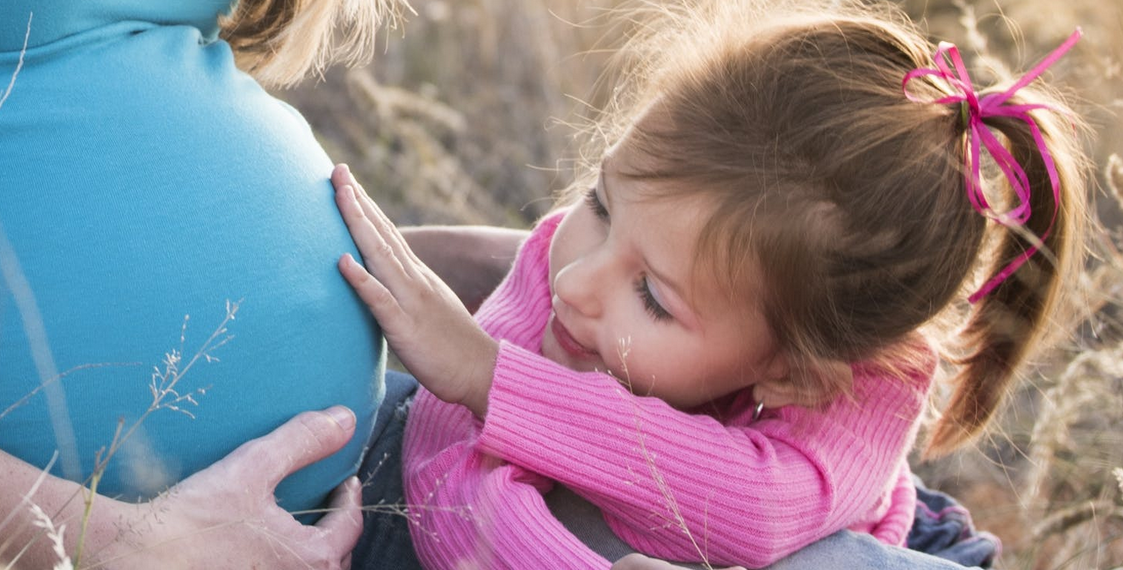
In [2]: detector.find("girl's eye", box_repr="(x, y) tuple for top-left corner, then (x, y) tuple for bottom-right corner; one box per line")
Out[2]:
(635, 276), (672, 322)
(584, 187), (609, 220)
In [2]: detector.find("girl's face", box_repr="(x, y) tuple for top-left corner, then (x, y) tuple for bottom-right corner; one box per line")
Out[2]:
(543, 140), (785, 409)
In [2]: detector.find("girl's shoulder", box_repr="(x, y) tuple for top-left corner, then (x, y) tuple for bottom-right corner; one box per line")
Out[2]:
(532, 208), (569, 241)
(507, 207), (569, 269)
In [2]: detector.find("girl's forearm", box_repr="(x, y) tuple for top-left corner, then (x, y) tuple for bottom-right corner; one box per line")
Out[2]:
(403, 391), (610, 569)
(474, 343), (925, 566)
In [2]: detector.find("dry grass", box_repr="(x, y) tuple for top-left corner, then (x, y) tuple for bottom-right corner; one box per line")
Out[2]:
(281, 0), (1123, 567)
(896, 2), (1123, 567)
(281, 0), (628, 227)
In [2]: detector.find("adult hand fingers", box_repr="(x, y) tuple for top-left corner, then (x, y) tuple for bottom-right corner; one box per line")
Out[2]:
(314, 476), (364, 560)
(227, 406), (358, 489)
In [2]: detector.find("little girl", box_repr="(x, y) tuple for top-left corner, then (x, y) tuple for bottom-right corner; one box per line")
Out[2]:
(334, 0), (1087, 567)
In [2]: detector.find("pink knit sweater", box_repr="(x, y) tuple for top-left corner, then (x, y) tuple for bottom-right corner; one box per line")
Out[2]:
(402, 211), (933, 569)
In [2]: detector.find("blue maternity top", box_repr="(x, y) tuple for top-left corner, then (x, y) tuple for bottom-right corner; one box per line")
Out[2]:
(0, 1), (384, 515)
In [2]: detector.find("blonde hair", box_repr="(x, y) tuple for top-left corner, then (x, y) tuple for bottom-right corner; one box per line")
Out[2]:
(578, 0), (1089, 456)
(219, 0), (413, 87)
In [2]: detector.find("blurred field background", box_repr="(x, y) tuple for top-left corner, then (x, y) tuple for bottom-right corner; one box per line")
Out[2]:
(280, 0), (1123, 567)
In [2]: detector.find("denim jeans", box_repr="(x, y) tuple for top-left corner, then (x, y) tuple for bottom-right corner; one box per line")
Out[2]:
(351, 370), (425, 570)
(907, 477), (999, 567)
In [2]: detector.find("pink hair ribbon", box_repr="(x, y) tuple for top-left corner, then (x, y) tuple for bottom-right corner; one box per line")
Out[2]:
(902, 29), (1082, 303)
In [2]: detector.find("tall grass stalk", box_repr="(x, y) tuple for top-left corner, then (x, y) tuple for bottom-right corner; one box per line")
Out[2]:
(69, 302), (235, 568)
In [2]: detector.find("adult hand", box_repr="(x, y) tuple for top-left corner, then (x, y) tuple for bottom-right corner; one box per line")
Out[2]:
(612, 553), (747, 570)
(333, 164), (498, 417)
(89, 406), (363, 570)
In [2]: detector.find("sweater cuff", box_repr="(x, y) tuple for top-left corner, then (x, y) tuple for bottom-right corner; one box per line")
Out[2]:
(478, 341), (558, 458)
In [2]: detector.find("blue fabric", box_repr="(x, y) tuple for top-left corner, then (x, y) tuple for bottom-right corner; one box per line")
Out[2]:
(764, 530), (980, 569)
(0, 1), (231, 50)
(0, 3), (384, 518)
(353, 370), (424, 570)
(909, 477), (1000, 568)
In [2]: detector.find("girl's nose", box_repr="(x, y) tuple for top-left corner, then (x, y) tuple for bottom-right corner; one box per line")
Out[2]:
(553, 255), (607, 318)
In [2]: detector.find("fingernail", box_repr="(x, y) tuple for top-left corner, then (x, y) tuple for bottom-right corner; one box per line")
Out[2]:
(325, 406), (356, 430)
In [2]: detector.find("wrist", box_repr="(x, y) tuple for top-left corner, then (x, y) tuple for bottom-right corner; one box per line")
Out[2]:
(78, 495), (173, 570)
(461, 335), (499, 417)
(0, 454), (139, 570)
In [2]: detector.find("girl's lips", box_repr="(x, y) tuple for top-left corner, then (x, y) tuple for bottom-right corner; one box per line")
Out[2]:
(551, 314), (598, 359)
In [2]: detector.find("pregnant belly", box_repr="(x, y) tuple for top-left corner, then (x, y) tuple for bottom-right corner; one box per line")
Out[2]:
(0, 22), (384, 514)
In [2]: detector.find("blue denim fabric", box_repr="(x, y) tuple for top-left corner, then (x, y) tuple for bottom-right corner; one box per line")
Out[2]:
(766, 530), (982, 569)
(908, 477), (1000, 568)
(352, 370), (424, 570)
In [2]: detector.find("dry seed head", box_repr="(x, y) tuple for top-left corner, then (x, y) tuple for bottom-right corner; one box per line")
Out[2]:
(1107, 154), (1123, 214)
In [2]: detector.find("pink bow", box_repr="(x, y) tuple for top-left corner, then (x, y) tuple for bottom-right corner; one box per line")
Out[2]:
(902, 29), (1081, 303)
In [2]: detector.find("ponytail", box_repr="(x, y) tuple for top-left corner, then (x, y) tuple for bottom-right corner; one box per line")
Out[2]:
(925, 90), (1088, 456)
(220, 0), (411, 87)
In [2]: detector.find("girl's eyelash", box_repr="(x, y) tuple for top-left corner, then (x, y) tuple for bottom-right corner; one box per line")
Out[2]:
(635, 277), (672, 322)
(584, 187), (609, 220)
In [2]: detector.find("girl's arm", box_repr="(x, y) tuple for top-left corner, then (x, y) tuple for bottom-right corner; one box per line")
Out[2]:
(472, 344), (928, 567)
(402, 390), (613, 569)
(0, 408), (361, 569)
(399, 225), (527, 313)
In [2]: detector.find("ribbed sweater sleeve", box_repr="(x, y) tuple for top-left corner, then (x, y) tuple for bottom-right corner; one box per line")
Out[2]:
(867, 461), (919, 545)
(476, 343), (930, 567)
(403, 212), (611, 568)
(402, 391), (611, 569)
(403, 209), (932, 568)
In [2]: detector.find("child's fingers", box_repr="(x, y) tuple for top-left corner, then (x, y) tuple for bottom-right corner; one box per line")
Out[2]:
(354, 188), (423, 271)
(358, 193), (423, 268)
(338, 253), (405, 323)
(334, 184), (410, 284)
(335, 165), (423, 268)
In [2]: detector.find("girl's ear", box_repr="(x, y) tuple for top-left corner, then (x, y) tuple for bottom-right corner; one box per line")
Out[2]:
(752, 358), (850, 409)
